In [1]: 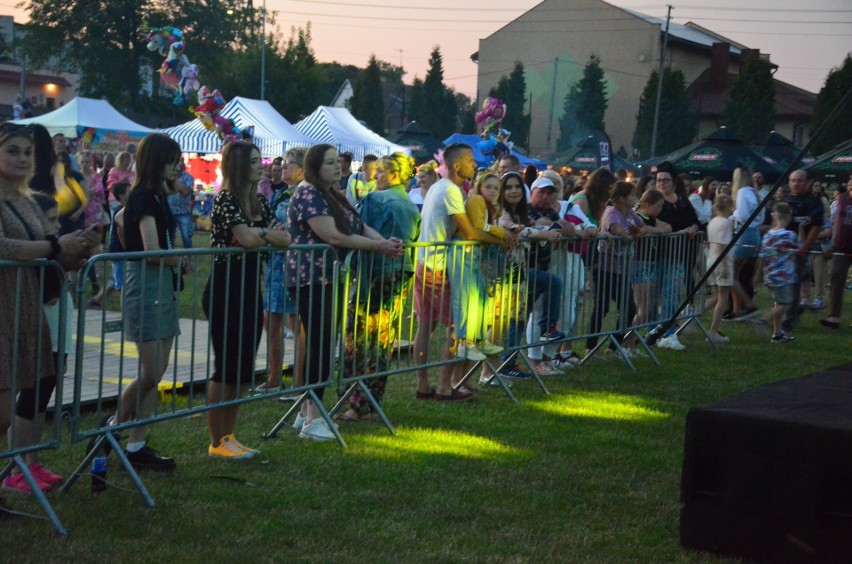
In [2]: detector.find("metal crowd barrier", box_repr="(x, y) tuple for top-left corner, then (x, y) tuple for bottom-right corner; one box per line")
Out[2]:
(0, 259), (69, 534)
(61, 244), (341, 508)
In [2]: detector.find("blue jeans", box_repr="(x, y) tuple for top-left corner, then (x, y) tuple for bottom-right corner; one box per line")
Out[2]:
(659, 262), (686, 336)
(450, 246), (488, 342)
(526, 268), (562, 334)
(174, 213), (194, 248)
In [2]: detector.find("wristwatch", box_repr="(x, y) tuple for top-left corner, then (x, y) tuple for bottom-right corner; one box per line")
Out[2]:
(45, 235), (62, 260)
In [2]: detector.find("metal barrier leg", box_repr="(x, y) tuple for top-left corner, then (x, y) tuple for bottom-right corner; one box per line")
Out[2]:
(477, 359), (519, 403)
(607, 334), (636, 371)
(9, 454), (68, 535)
(679, 316), (716, 351)
(629, 330), (660, 366)
(514, 350), (550, 394)
(264, 391), (309, 439)
(108, 433), (155, 508)
(307, 389), (346, 448)
(356, 381), (395, 435)
(60, 435), (103, 493)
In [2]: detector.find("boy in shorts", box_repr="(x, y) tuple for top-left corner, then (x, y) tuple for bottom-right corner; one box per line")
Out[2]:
(755, 202), (802, 343)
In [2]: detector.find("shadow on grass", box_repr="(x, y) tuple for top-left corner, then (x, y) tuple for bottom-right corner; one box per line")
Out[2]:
(347, 427), (534, 462)
(527, 390), (670, 422)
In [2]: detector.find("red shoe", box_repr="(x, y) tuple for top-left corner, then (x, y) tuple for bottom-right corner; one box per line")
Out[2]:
(29, 462), (64, 487)
(2, 472), (51, 494)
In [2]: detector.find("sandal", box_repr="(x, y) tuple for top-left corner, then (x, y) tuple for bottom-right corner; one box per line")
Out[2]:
(332, 410), (362, 423)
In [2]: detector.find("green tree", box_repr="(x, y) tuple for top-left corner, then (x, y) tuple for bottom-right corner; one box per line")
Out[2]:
(22, 0), (256, 108)
(810, 54), (852, 154)
(724, 55), (775, 144)
(488, 62), (531, 151)
(409, 46), (458, 140)
(632, 68), (697, 158)
(556, 55), (608, 151)
(350, 55), (385, 134)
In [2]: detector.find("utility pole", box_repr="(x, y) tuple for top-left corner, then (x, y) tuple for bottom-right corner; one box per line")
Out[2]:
(545, 57), (558, 152)
(650, 5), (672, 158)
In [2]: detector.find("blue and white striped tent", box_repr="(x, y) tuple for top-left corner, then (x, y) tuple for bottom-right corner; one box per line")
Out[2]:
(161, 97), (316, 157)
(295, 106), (410, 161)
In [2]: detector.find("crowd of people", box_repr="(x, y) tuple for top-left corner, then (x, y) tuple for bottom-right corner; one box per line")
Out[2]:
(1, 129), (850, 504)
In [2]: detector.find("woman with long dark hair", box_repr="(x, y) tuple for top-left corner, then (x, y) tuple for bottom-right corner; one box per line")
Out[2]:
(110, 133), (185, 471)
(204, 140), (290, 458)
(287, 144), (402, 440)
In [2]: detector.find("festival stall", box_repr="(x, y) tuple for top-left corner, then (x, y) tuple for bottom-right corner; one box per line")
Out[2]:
(294, 106), (410, 161)
(12, 96), (152, 152)
(161, 96), (316, 157)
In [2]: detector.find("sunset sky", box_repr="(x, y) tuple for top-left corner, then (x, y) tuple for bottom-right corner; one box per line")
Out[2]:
(5, 0), (851, 98)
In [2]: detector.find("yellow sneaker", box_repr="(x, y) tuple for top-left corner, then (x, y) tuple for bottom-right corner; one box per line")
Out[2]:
(208, 434), (260, 460)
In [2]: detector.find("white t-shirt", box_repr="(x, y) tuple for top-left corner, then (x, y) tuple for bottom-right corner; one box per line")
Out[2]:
(409, 187), (426, 208)
(689, 193), (713, 225)
(418, 178), (466, 271)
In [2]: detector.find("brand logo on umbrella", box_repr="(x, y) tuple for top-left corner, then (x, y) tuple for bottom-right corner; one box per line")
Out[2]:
(576, 152), (597, 164)
(689, 148), (721, 162)
(832, 155), (852, 164)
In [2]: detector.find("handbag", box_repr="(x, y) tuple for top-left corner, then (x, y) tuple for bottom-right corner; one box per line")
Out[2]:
(3, 200), (64, 303)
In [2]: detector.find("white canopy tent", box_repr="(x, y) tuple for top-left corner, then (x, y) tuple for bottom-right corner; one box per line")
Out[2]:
(13, 97), (153, 151)
(161, 97), (316, 157)
(294, 106), (410, 160)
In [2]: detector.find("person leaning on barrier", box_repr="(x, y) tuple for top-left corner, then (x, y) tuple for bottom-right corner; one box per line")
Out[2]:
(287, 144), (403, 441)
(413, 143), (511, 401)
(336, 152), (421, 423)
(107, 133), (185, 472)
(204, 140), (290, 460)
(648, 161), (700, 351)
(0, 127), (96, 497)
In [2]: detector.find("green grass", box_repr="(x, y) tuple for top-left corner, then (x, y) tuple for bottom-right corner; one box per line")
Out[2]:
(3, 291), (850, 561)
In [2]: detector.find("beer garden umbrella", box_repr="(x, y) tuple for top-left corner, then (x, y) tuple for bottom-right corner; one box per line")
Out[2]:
(643, 126), (783, 181)
(804, 139), (852, 181)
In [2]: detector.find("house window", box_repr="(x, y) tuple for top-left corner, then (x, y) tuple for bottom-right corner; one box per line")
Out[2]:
(793, 124), (804, 147)
(46, 98), (55, 109)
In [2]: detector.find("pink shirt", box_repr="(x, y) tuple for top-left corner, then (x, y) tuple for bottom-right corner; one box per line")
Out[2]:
(106, 168), (136, 201)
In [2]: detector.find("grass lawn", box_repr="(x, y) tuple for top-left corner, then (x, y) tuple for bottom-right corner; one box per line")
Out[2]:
(4, 278), (850, 560)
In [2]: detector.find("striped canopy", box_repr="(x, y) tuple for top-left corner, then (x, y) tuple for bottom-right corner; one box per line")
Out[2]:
(161, 97), (316, 157)
(294, 106), (410, 161)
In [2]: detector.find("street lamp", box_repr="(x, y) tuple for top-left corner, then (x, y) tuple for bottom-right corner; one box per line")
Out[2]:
(260, 0), (266, 100)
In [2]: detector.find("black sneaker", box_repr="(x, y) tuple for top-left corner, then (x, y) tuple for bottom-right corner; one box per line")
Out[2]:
(771, 332), (795, 344)
(125, 446), (176, 472)
(498, 367), (533, 381)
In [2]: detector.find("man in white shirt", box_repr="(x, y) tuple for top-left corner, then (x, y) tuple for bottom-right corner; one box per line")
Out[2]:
(413, 143), (512, 401)
(346, 154), (378, 206)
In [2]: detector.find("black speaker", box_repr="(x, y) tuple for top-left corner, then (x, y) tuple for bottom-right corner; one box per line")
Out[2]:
(680, 364), (852, 561)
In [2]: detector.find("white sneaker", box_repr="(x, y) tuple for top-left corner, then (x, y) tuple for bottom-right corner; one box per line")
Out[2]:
(457, 343), (486, 361)
(657, 335), (686, 351)
(292, 412), (307, 431)
(533, 361), (562, 376)
(478, 374), (511, 387)
(299, 419), (336, 441)
(479, 340), (504, 355)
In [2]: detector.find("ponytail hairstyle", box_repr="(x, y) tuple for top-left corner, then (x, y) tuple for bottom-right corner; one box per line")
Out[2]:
(379, 151), (417, 187)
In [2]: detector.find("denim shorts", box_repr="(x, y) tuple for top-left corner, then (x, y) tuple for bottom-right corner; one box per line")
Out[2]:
(263, 253), (295, 314)
(631, 260), (658, 285)
(768, 284), (794, 305)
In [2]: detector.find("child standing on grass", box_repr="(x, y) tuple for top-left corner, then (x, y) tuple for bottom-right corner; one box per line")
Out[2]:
(89, 182), (129, 308)
(704, 194), (734, 344)
(755, 202), (800, 343)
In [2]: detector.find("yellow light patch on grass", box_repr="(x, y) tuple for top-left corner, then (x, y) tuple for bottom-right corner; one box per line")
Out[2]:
(528, 391), (669, 422)
(351, 428), (530, 460)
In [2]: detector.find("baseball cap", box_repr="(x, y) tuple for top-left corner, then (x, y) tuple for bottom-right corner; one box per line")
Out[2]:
(531, 177), (557, 191)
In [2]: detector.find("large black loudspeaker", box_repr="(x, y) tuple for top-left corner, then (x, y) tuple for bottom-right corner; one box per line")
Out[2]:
(680, 363), (852, 561)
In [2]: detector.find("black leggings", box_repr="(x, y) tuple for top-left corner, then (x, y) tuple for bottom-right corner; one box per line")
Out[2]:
(15, 353), (63, 420)
(586, 269), (637, 350)
(291, 284), (343, 400)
